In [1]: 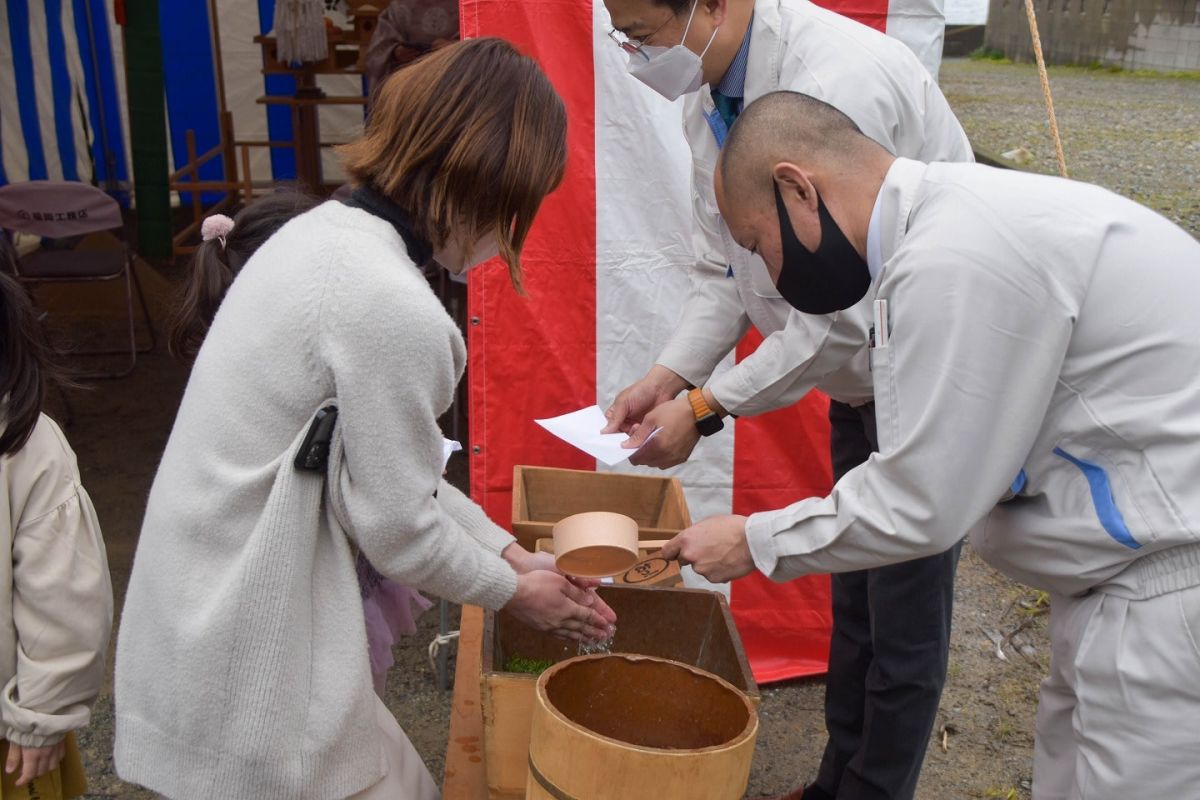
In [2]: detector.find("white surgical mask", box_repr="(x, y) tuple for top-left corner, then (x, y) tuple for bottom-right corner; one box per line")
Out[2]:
(627, 0), (719, 101)
(433, 235), (500, 276)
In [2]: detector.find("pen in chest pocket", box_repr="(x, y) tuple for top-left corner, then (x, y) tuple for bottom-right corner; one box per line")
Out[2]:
(872, 299), (890, 348)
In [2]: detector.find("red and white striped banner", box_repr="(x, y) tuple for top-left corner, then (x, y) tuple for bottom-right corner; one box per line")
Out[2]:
(465, 0), (946, 683)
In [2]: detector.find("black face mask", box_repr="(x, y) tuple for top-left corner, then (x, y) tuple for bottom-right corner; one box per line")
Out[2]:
(774, 182), (871, 314)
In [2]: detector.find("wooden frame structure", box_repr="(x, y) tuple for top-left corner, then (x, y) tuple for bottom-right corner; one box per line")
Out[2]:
(169, 0), (379, 255)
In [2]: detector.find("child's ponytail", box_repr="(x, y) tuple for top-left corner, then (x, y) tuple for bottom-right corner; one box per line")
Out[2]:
(168, 190), (321, 359)
(167, 226), (236, 359)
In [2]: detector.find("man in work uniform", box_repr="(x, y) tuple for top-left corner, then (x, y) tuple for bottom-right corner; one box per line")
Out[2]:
(670, 89), (1200, 800)
(600, 0), (971, 797)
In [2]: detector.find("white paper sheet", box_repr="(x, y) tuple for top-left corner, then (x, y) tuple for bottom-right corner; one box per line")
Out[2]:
(534, 406), (661, 466)
(442, 438), (463, 471)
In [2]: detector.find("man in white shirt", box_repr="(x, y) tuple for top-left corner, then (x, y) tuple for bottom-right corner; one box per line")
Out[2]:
(667, 89), (1200, 800)
(602, 1), (970, 796)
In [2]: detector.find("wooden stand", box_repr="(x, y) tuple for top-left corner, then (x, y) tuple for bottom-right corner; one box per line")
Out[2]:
(480, 586), (759, 798)
(252, 23), (373, 193)
(169, 4), (381, 255)
(448, 467), (731, 798)
(443, 605), (489, 799)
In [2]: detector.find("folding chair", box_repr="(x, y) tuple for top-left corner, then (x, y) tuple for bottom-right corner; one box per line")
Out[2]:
(0, 181), (156, 378)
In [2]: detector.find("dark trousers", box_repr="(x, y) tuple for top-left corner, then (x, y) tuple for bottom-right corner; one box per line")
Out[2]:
(806, 400), (961, 800)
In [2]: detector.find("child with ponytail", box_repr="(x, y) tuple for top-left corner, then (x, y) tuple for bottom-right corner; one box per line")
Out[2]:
(168, 191), (322, 359)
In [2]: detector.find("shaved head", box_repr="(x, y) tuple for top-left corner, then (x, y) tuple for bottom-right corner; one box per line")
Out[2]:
(720, 91), (880, 202)
(714, 91), (895, 285)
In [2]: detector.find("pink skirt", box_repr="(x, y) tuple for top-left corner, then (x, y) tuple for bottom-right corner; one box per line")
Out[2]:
(357, 554), (433, 694)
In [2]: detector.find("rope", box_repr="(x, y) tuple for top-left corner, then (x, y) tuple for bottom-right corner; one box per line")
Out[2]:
(1022, 0), (1069, 177)
(427, 630), (460, 672)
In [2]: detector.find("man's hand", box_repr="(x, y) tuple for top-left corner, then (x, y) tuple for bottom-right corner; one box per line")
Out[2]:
(661, 515), (755, 583)
(6, 740), (66, 788)
(602, 365), (689, 435)
(626, 396), (701, 468)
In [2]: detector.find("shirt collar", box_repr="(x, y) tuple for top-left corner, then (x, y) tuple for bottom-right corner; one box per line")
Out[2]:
(715, 15), (753, 99)
(872, 158), (930, 279)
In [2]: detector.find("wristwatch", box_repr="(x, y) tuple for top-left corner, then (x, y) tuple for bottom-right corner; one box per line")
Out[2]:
(688, 388), (725, 437)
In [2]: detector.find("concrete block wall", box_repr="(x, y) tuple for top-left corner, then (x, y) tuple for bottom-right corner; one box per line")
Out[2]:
(984, 0), (1200, 71)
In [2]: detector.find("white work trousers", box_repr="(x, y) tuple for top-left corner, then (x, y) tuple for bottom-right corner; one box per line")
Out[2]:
(1033, 583), (1200, 799)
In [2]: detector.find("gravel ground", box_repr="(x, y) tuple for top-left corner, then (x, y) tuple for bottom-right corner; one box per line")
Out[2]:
(939, 57), (1200, 237)
(48, 57), (1199, 800)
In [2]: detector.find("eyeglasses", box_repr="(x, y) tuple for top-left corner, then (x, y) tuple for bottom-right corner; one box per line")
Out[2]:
(607, 14), (674, 61)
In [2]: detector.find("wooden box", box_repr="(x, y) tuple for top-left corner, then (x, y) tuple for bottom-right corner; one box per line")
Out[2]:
(511, 466), (691, 552)
(480, 585), (759, 799)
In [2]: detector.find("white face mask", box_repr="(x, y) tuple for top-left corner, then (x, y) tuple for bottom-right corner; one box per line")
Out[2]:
(626, 0), (719, 101)
(433, 235), (500, 276)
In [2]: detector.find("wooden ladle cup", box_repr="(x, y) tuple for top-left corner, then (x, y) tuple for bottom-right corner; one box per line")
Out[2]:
(551, 511), (671, 578)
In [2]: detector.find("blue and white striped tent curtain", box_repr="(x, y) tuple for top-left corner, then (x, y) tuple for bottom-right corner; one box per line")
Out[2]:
(0, 0), (129, 191)
(1, 1), (365, 198)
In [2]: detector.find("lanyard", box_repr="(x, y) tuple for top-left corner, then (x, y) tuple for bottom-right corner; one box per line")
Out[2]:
(703, 106), (729, 150)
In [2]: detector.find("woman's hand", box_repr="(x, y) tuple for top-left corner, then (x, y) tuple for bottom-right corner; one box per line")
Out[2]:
(505, 571), (615, 643)
(502, 544), (558, 576)
(5, 739), (66, 787)
(502, 544), (618, 629)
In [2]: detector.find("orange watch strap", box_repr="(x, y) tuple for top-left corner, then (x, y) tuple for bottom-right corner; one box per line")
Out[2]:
(688, 388), (713, 420)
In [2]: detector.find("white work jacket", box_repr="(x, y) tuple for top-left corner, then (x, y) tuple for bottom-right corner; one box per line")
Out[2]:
(748, 158), (1200, 598)
(656, 0), (973, 413)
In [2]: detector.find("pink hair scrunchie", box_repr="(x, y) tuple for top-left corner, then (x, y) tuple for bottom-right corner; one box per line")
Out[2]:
(200, 214), (235, 248)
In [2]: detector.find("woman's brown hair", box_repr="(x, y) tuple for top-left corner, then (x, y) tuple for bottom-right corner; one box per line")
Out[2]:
(0, 247), (65, 456)
(168, 190), (320, 359)
(339, 37), (568, 290)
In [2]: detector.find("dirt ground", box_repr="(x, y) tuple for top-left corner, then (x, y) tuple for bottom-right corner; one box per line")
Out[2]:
(34, 58), (1197, 799)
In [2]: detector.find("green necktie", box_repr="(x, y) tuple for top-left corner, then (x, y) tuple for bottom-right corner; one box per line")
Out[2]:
(711, 90), (741, 132)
